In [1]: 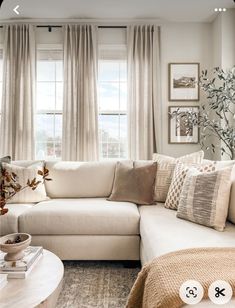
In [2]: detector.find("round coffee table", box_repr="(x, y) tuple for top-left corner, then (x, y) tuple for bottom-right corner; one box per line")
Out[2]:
(0, 249), (64, 308)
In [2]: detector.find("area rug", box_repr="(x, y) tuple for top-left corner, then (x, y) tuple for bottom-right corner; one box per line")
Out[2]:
(56, 261), (140, 308)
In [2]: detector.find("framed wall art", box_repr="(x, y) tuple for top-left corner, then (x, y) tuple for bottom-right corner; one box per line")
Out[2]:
(169, 63), (200, 101)
(168, 106), (199, 144)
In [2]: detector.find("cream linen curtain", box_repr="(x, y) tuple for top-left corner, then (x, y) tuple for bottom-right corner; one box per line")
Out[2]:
(127, 25), (162, 160)
(62, 24), (99, 161)
(0, 24), (36, 160)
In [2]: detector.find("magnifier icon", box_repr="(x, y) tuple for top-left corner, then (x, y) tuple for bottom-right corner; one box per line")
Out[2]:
(189, 289), (195, 296)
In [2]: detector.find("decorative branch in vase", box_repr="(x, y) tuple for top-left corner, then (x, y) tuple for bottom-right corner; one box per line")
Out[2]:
(0, 166), (51, 216)
(170, 66), (235, 159)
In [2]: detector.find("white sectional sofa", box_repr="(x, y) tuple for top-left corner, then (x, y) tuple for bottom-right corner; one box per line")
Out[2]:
(1, 160), (235, 266)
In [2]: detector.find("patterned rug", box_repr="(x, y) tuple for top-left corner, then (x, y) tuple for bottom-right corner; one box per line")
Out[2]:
(56, 261), (140, 308)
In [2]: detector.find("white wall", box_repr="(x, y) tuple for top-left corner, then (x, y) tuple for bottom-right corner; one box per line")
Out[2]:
(221, 9), (235, 70)
(210, 9), (235, 160)
(212, 9), (235, 70)
(160, 22), (212, 158)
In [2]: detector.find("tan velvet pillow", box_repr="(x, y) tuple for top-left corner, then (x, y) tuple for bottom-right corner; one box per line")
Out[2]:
(108, 160), (157, 205)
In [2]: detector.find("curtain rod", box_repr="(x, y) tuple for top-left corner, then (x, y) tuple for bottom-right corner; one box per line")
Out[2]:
(0, 25), (127, 29)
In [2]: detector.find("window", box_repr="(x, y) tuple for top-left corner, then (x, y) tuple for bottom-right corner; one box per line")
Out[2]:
(0, 49), (3, 120)
(36, 48), (63, 160)
(98, 46), (128, 160)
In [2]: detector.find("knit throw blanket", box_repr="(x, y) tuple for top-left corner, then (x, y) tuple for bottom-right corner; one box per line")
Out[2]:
(126, 247), (235, 308)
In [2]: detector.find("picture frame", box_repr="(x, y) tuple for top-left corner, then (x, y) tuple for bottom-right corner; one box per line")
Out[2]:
(168, 106), (199, 144)
(169, 63), (200, 101)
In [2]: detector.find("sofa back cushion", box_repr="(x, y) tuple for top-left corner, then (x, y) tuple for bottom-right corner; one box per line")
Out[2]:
(44, 161), (116, 198)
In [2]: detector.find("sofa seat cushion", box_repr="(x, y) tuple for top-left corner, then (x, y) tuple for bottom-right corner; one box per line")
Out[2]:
(0, 204), (35, 236)
(140, 204), (235, 264)
(19, 198), (140, 235)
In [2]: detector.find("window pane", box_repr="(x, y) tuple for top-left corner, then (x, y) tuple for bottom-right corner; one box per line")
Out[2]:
(56, 61), (63, 82)
(37, 61), (56, 82)
(107, 143), (120, 158)
(99, 114), (119, 142)
(99, 61), (119, 81)
(36, 49), (63, 160)
(56, 82), (63, 110)
(99, 114), (127, 160)
(120, 62), (127, 81)
(99, 82), (119, 111)
(36, 114), (55, 141)
(120, 83), (127, 111)
(98, 56), (128, 160)
(36, 114), (62, 160)
(37, 83), (56, 110)
(55, 114), (62, 140)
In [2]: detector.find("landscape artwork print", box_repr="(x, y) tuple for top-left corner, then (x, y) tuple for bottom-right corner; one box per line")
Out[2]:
(169, 63), (200, 101)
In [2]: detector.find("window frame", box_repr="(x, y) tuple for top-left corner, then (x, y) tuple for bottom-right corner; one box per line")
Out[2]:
(36, 44), (63, 160)
(98, 45), (128, 160)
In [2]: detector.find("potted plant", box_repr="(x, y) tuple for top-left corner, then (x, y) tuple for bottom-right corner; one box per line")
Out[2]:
(170, 66), (235, 159)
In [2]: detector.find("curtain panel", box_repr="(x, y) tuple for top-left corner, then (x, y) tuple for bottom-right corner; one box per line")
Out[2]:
(62, 24), (99, 161)
(127, 25), (162, 160)
(0, 24), (36, 160)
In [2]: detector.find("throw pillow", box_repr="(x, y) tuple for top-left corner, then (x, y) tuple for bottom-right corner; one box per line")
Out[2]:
(0, 156), (11, 188)
(195, 159), (235, 224)
(2, 161), (48, 203)
(0, 156), (11, 164)
(165, 161), (217, 210)
(152, 150), (204, 202)
(229, 164), (235, 224)
(177, 167), (233, 231)
(108, 160), (157, 205)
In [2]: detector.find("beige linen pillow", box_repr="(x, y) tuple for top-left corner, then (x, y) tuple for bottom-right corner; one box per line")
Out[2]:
(177, 167), (233, 231)
(108, 160), (157, 205)
(165, 161), (217, 210)
(2, 161), (48, 203)
(152, 151), (204, 202)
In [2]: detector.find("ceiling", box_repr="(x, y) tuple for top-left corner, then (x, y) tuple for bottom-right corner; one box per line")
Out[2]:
(0, 0), (234, 22)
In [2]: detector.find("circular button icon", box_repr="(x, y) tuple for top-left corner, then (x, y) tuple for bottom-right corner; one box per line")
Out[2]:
(179, 280), (204, 305)
(208, 280), (233, 305)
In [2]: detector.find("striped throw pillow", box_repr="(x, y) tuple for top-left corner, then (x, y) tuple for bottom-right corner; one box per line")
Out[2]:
(165, 161), (217, 210)
(177, 167), (233, 231)
(153, 151), (204, 202)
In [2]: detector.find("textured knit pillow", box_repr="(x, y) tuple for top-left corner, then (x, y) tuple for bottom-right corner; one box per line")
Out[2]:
(177, 167), (233, 231)
(108, 160), (157, 205)
(165, 161), (217, 210)
(2, 161), (48, 203)
(152, 151), (204, 202)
